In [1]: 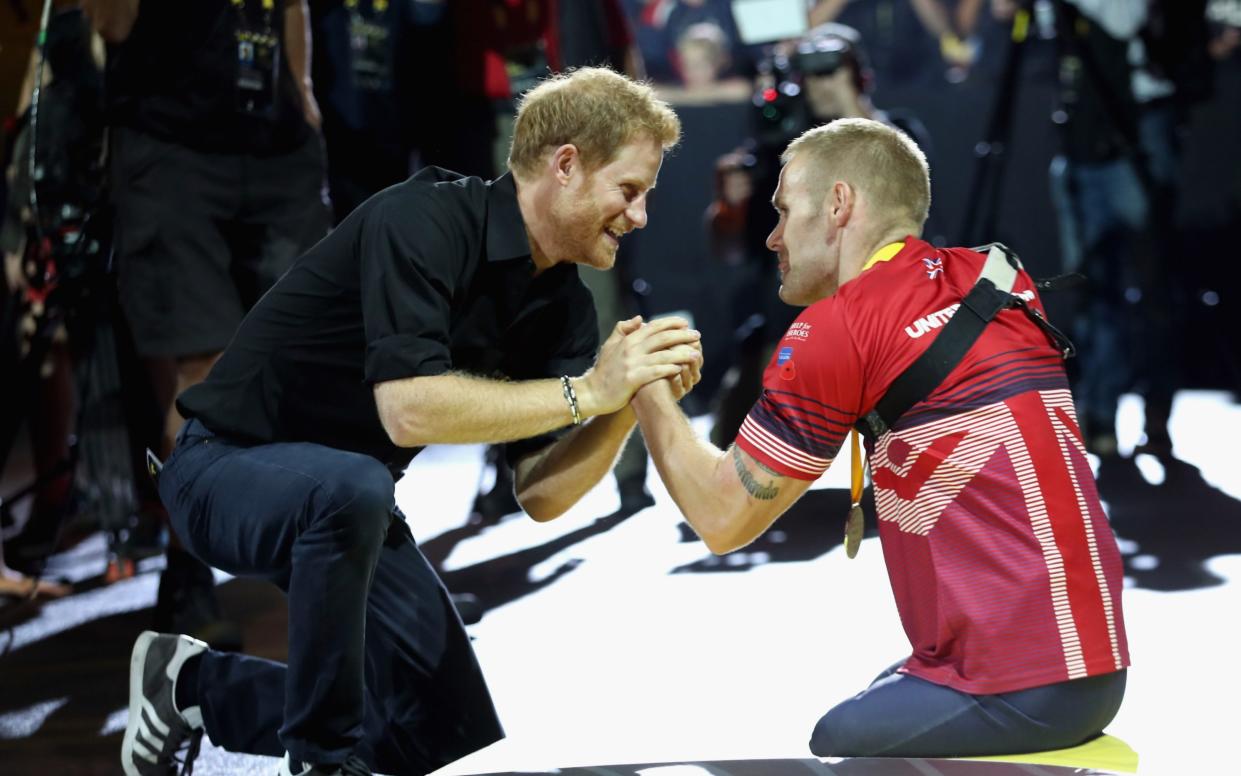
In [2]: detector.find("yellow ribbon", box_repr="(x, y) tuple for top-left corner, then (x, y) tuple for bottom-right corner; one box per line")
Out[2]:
(844, 430), (865, 558)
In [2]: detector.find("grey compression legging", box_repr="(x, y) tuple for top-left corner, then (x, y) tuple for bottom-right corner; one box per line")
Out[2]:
(810, 660), (1126, 758)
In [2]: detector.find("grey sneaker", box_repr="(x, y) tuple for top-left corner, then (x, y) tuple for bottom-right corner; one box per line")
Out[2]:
(277, 753), (372, 775)
(121, 630), (207, 776)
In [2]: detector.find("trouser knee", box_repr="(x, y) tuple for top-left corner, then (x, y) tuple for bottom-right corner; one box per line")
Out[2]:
(313, 457), (395, 555)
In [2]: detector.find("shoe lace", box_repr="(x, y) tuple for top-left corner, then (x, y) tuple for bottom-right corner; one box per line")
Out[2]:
(175, 728), (204, 776)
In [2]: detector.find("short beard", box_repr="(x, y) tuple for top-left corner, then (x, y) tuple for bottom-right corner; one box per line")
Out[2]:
(552, 192), (606, 267)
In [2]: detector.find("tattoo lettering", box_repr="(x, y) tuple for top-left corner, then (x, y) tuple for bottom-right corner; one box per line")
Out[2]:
(732, 446), (780, 501)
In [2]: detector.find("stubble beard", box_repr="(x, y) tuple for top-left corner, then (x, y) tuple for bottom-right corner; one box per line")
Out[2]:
(558, 195), (613, 270)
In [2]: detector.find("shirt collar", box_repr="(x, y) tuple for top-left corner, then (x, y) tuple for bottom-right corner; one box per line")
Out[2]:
(861, 240), (907, 272)
(485, 172), (534, 263)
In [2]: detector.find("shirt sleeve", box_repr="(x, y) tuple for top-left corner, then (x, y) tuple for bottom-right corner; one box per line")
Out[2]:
(735, 298), (866, 480)
(504, 278), (601, 468)
(360, 194), (465, 384)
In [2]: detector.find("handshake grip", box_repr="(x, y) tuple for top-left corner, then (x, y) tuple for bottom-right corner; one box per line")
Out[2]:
(579, 315), (703, 416)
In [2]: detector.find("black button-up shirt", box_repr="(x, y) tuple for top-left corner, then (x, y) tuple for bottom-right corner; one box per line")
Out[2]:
(178, 167), (599, 472)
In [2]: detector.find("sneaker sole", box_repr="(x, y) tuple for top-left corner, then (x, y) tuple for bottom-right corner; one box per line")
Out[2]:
(121, 630), (158, 776)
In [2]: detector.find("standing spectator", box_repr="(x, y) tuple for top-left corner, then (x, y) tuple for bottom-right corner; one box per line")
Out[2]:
(1128, 0), (1213, 452)
(1034, 0), (1210, 454)
(309, 0), (438, 222)
(83, 0), (331, 639)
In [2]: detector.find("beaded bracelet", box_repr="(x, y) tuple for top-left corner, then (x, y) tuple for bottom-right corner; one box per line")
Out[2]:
(560, 375), (582, 426)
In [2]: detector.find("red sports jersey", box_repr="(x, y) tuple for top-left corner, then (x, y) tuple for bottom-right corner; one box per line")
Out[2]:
(736, 238), (1130, 694)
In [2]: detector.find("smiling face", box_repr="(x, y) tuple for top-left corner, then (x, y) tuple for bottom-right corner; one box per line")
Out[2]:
(549, 136), (664, 270)
(766, 155), (837, 306)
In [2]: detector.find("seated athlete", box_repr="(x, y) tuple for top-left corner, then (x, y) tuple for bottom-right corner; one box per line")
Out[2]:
(631, 117), (1129, 758)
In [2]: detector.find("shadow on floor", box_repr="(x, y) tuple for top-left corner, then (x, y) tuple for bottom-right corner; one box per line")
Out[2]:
(1096, 452), (1241, 591)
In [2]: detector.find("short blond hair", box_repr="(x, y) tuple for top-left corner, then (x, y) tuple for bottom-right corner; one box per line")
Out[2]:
(782, 118), (930, 230)
(508, 67), (681, 178)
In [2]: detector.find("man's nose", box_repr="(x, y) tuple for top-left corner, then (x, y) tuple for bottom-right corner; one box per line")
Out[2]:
(627, 196), (649, 229)
(766, 225), (781, 253)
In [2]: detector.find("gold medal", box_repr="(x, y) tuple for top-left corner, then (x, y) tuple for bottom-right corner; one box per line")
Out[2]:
(844, 503), (864, 559)
(844, 429), (865, 559)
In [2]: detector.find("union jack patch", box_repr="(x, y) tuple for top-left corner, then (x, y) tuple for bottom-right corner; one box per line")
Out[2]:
(923, 256), (943, 279)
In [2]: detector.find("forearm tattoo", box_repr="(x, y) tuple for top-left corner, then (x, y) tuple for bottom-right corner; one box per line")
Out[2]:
(732, 446), (780, 501)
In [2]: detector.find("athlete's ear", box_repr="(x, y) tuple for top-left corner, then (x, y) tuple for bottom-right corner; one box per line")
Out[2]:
(829, 180), (854, 226)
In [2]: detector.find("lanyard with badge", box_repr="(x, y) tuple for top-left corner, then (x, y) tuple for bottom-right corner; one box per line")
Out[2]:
(346, 0), (393, 93)
(232, 0), (280, 119)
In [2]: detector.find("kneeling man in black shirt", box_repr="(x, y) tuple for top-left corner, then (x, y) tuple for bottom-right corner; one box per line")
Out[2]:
(121, 68), (695, 776)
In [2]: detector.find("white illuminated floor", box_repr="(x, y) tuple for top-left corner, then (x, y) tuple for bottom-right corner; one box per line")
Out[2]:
(417, 393), (1241, 776)
(1, 391), (1238, 775)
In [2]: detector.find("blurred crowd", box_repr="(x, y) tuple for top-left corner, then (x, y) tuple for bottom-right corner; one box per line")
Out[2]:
(1, 0), (1238, 631)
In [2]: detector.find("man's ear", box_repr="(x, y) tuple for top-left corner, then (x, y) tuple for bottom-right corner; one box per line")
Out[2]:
(550, 144), (580, 186)
(829, 181), (855, 226)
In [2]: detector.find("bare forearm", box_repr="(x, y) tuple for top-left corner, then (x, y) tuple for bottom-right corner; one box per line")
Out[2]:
(515, 407), (639, 520)
(81, 0), (140, 43)
(633, 387), (745, 553)
(375, 372), (578, 447)
(283, 0), (310, 86)
(375, 319), (701, 447)
(283, 0), (318, 125)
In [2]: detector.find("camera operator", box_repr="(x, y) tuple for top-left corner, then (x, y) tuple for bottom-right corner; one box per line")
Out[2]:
(708, 22), (933, 445)
(83, 0), (332, 642)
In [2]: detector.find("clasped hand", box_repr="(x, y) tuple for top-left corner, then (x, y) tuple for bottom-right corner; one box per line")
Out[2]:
(576, 315), (703, 416)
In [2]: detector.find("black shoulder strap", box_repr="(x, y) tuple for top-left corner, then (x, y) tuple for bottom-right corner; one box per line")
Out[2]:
(855, 243), (1073, 442)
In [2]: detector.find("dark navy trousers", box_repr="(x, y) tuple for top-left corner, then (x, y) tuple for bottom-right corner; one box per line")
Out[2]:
(810, 660), (1126, 758)
(158, 419), (503, 772)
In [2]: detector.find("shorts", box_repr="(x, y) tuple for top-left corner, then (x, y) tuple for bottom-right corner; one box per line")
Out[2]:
(110, 127), (330, 358)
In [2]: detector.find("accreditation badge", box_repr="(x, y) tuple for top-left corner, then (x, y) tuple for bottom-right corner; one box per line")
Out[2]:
(233, 0), (280, 119)
(347, 0), (393, 93)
